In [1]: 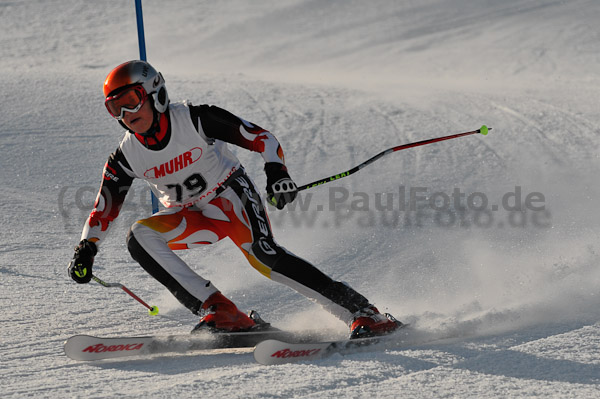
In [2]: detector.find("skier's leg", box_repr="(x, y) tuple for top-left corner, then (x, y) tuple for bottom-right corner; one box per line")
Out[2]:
(219, 172), (378, 326)
(127, 205), (257, 332)
(127, 208), (255, 331)
(126, 207), (221, 315)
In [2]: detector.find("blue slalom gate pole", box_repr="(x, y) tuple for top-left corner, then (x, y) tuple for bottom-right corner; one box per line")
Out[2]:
(134, 0), (160, 214)
(135, 0), (147, 61)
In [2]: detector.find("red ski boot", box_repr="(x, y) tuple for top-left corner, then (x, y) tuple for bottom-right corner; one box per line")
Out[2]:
(350, 306), (403, 339)
(192, 292), (256, 333)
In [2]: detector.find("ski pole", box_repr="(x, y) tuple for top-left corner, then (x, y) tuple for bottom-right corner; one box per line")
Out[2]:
(297, 125), (490, 192)
(92, 274), (159, 316)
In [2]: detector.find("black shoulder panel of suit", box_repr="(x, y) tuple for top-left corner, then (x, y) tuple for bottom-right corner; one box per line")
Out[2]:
(189, 104), (243, 139)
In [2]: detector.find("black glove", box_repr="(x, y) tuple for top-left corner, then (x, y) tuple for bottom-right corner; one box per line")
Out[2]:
(265, 162), (298, 210)
(68, 239), (97, 284)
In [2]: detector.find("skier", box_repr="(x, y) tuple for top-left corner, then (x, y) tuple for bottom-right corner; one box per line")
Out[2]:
(68, 60), (402, 338)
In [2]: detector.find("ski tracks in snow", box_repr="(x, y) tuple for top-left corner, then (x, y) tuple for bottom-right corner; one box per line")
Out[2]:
(490, 97), (599, 170)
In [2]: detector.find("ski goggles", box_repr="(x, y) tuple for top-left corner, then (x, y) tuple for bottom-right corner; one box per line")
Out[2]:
(105, 85), (148, 120)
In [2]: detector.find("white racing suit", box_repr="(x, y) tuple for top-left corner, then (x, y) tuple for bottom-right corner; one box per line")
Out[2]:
(81, 101), (370, 324)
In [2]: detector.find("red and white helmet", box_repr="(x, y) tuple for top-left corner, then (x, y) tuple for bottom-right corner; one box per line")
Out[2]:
(103, 60), (169, 114)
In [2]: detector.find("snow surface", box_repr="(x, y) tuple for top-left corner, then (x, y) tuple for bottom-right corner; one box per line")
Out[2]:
(1, 0), (599, 397)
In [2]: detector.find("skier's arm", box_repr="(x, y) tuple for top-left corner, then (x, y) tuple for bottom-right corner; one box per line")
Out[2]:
(189, 104), (286, 165)
(189, 104), (297, 209)
(81, 148), (135, 247)
(69, 149), (135, 283)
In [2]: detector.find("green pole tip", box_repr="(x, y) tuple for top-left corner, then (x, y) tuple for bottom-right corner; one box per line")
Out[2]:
(479, 125), (489, 135)
(149, 306), (159, 316)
